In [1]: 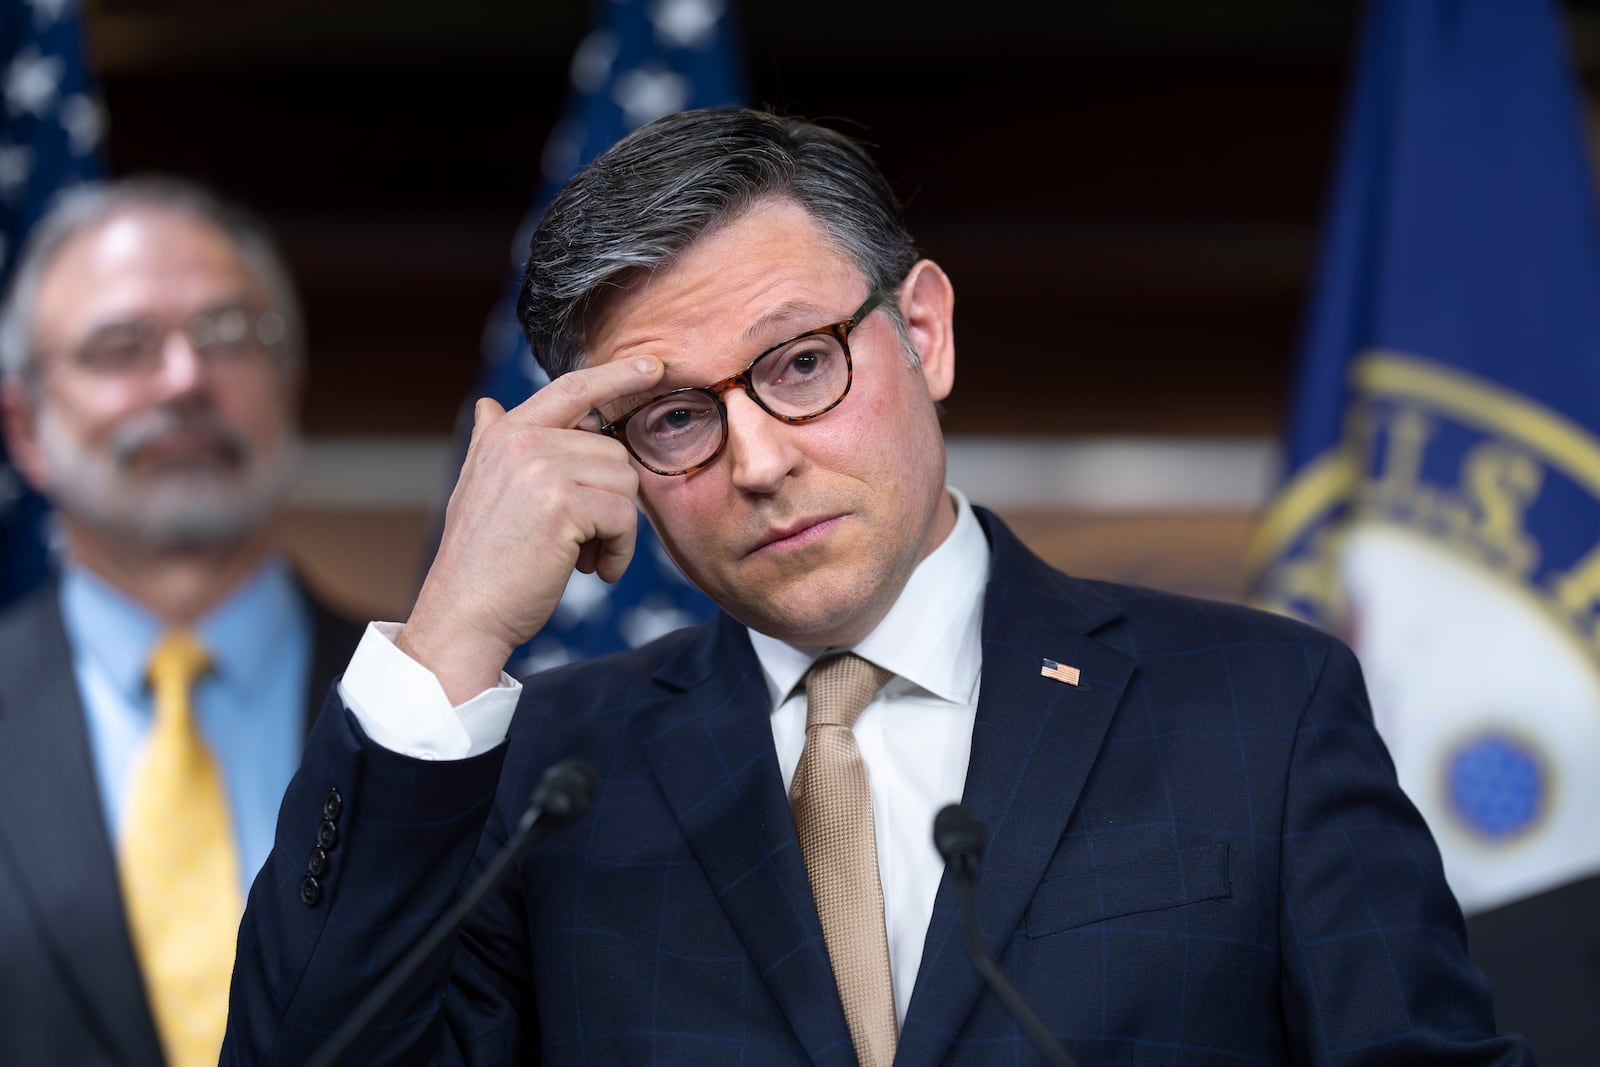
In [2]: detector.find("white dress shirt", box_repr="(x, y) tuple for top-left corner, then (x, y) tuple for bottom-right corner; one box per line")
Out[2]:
(340, 488), (991, 1024)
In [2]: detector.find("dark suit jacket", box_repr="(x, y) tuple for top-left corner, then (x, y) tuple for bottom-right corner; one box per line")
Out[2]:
(0, 575), (363, 1067)
(1468, 874), (1600, 1066)
(226, 510), (1532, 1065)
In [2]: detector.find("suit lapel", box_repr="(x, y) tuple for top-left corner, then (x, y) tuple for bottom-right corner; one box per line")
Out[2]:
(640, 613), (856, 1065)
(899, 512), (1135, 1065)
(0, 588), (165, 1066)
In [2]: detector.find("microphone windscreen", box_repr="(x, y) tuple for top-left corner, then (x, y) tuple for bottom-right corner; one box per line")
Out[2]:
(533, 757), (599, 821)
(933, 803), (985, 865)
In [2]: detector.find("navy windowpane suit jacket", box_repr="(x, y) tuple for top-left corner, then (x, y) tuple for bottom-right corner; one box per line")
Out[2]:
(225, 509), (1533, 1064)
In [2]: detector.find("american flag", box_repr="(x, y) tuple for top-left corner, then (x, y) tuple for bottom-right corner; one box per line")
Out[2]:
(1039, 658), (1080, 686)
(0, 0), (104, 607)
(446, 0), (745, 673)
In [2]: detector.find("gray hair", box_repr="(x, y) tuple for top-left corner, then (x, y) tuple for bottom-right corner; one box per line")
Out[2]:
(0, 175), (304, 385)
(518, 108), (920, 378)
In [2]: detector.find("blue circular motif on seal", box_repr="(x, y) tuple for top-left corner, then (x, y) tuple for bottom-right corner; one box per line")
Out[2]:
(1447, 735), (1543, 839)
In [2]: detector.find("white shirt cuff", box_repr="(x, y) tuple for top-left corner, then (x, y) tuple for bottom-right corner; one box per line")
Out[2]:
(336, 621), (521, 760)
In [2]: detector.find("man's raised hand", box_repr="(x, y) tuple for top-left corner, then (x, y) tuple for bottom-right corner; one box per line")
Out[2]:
(398, 356), (665, 702)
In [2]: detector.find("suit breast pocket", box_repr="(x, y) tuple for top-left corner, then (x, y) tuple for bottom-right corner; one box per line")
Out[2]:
(1025, 839), (1232, 938)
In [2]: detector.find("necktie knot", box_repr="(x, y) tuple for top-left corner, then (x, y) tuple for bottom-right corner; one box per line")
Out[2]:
(147, 630), (211, 704)
(804, 653), (893, 730)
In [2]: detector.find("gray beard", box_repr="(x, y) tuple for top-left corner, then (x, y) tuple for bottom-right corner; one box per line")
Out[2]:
(35, 404), (299, 553)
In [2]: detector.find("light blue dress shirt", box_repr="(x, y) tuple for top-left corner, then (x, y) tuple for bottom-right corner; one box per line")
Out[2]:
(61, 557), (310, 896)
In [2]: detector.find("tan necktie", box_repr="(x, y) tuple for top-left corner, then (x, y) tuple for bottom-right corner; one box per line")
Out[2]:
(791, 653), (898, 1067)
(118, 630), (242, 1067)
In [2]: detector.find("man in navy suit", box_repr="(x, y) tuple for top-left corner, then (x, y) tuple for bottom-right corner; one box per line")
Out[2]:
(226, 109), (1534, 1064)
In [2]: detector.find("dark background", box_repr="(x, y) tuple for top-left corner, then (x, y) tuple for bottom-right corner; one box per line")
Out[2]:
(78, 1), (1600, 440)
(85, 0), (1375, 441)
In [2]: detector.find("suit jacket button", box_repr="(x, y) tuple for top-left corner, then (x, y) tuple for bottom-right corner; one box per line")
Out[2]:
(300, 875), (321, 907)
(317, 819), (339, 850)
(323, 788), (343, 821)
(308, 846), (329, 877)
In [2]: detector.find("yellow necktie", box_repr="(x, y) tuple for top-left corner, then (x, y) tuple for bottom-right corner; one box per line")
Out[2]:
(119, 630), (242, 1067)
(791, 653), (898, 1067)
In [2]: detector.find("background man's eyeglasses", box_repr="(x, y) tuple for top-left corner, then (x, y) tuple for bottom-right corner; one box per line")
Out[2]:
(599, 289), (888, 477)
(61, 306), (287, 379)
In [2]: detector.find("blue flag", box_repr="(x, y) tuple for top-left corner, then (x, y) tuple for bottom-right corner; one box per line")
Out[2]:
(1249, 0), (1600, 915)
(456, 0), (744, 673)
(0, 0), (104, 606)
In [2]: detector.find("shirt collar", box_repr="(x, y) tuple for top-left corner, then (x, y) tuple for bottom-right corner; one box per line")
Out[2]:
(60, 567), (161, 700)
(196, 557), (302, 691)
(59, 556), (301, 697)
(749, 487), (990, 709)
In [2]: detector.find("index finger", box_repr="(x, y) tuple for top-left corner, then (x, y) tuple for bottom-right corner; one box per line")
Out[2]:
(509, 356), (665, 430)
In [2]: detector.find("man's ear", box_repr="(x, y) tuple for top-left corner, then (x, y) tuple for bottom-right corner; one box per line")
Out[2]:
(1, 379), (50, 493)
(897, 259), (955, 402)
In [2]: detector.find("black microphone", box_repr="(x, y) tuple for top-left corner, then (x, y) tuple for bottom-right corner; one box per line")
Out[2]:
(933, 804), (1078, 1067)
(306, 757), (599, 1067)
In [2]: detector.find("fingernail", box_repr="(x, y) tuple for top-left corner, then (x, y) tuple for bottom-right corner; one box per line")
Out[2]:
(635, 357), (657, 374)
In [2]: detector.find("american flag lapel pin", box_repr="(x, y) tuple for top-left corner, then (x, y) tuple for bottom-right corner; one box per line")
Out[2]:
(1040, 658), (1081, 686)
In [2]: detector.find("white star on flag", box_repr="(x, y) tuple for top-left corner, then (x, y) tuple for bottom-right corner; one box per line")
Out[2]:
(28, 0), (73, 31)
(6, 47), (63, 119)
(551, 570), (616, 627)
(612, 64), (691, 130)
(540, 118), (584, 185)
(619, 601), (700, 647)
(651, 0), (723, 50)
(59, 93), (103, 155)
(0, 143), (36, 200)
(514, 643), (579, 674)
(570, 30), (619, 94)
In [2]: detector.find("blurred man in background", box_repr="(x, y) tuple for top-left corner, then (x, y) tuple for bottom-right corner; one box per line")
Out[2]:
(0, 177), (361, 1067)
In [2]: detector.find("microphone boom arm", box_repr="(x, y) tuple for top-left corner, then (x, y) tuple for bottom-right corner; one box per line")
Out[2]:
(304, 757), (598, 1067)
(935, 803), (1077, 1067)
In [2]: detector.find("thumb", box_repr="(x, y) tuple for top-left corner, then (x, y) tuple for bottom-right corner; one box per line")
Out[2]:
(470, 397), (507, 445)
